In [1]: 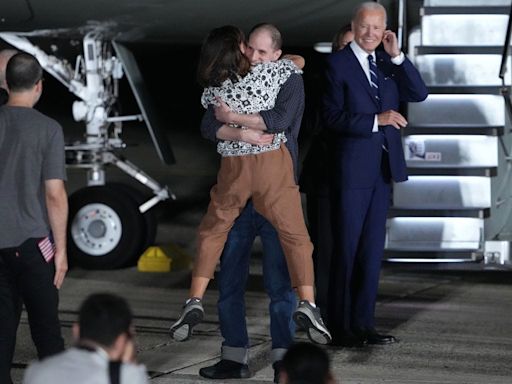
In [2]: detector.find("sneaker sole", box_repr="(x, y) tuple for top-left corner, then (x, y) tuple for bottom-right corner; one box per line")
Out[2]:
(170, 308), (204, 342)
(293, 312), (332, 345)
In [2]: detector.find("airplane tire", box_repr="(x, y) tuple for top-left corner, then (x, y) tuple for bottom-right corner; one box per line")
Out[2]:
(68, 186), (145, 269)
(107, 183), (158, 263)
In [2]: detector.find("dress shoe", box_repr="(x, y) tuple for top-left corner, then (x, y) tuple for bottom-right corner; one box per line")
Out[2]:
(199, 359), (250, 379)
(330, 333), (367, 348)
(272, 360), (282, 383)
(355, 329), (397, 345)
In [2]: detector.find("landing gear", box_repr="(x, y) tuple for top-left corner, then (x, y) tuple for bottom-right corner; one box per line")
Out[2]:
(0, 31), (175, 270)
(108, 182), (158, 255)
(68, 185), (153, 269)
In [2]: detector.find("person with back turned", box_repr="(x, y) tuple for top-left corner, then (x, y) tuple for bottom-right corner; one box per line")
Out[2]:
(278, 342), (335, 384)
(0, 52), (68, 384)
(24, 293), (148, 384)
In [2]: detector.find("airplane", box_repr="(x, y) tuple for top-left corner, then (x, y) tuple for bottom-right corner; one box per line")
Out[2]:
(0, 0), (366, 269)
(0, 0), (365, 45)
(5, 0), (510, 270)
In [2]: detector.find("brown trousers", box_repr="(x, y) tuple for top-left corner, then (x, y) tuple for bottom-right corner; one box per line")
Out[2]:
(193, 145), (314, 287)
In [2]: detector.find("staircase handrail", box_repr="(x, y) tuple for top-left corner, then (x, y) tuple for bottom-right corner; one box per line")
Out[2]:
(499, 2), (512, 81)
(397, 0), (406, 51)
(500, 2), (512, 139)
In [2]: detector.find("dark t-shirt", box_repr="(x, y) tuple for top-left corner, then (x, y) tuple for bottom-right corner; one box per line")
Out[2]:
(0, 106), (66, 248)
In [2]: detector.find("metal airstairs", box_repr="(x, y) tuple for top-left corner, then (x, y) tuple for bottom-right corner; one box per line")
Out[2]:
(385, 0), (512, 267)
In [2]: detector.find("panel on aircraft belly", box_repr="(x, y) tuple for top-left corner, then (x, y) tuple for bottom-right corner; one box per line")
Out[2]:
(0, 1), (32, 25)
(112, 40), (175, 165)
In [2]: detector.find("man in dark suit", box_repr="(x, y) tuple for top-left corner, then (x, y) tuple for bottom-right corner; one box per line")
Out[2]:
(322, 2), (427, 346)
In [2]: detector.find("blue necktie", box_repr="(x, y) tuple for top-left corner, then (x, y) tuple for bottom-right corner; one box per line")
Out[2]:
(368, 54), (380, 103)
(368, 54), (387, 150)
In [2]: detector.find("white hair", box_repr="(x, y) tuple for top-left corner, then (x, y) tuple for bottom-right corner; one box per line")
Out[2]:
(352, 2), (387, 25)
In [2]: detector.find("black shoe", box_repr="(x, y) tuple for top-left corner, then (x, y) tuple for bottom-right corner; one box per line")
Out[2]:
(272, 361), (282, 383)
(330, 333), (367, 348)
(355, 329), (397, 345)
(199, 359), (250, 379)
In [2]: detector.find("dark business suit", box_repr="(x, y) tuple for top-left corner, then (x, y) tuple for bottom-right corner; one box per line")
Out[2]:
(322, 43), (427, 342)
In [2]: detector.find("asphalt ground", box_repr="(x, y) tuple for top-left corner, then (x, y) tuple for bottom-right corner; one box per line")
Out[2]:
(11, 265), (512, 383)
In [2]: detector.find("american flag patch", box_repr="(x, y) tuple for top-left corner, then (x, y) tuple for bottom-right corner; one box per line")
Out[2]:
(38, 236), (55, 263)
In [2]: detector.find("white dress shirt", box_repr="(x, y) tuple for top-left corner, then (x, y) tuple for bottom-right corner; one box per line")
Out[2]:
(349, 41), (405, 132)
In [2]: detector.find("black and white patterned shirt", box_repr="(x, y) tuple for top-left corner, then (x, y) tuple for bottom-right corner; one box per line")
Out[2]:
(201, 59), (302, 157)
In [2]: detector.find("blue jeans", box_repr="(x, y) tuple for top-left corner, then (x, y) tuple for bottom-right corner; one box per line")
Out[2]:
(217, 201), (296, 363)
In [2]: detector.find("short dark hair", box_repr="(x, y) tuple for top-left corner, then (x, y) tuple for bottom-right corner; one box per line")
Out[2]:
(281, 342), (332, 384)
(249, 23), (282, 50)
(5, 52), (43, 92)
(78, 293), (133, 347)
(197, 25), (250, 87)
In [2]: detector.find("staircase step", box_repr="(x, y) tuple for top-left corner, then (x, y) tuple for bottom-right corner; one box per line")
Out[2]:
(415, 54), (510, 87)
(422, 6), (510, 15)
(416, 46), (507, 55)
(408, 28), (421, 62)
(406, 169), (495, 177)
(425, 0), (511, 8)
(422, 14), (508, 46)
(384, 252), (483, 264)
(386, 217), (483, 251)
(393, 176), (491, 210)
(403, 135), (498, 168)
(389, 208), (488, 218)
(408, 95), (505, 126)
(427, 86), (506, 95)
(385, 257), (480, 263)
(406, 126), (503, 135)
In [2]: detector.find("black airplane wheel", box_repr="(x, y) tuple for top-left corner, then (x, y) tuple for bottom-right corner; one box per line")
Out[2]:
(108, 183), (158, 262)
(67, 186), (145, 269)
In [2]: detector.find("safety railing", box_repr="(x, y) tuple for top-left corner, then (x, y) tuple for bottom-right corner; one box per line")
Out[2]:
(499, 2), (512, 82)
(499, 1), (512, 123)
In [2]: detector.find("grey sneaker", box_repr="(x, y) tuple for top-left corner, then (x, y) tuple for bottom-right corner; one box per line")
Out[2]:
(293, 300), (332, 345)
(169, 297), (204, 341)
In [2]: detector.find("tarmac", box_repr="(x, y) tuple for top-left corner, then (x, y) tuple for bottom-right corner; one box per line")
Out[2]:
(10, 264), (512, 383)
(8, 102), (512, 384)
